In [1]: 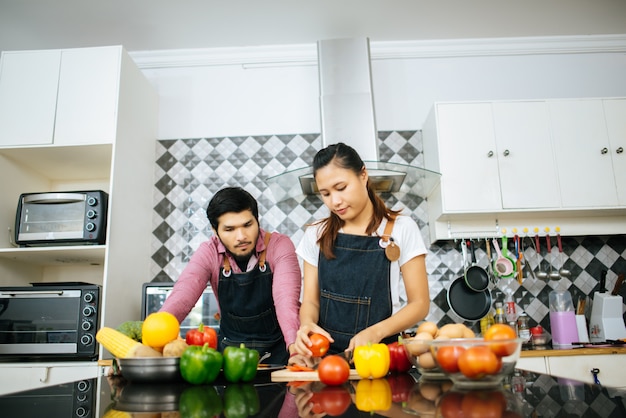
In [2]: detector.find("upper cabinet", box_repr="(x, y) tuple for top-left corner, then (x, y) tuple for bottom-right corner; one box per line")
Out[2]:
(0, 46), (121, 146)
(550, 99), (626, 207)
(423, 101), (560, 213)
(423, 98), (626, 242)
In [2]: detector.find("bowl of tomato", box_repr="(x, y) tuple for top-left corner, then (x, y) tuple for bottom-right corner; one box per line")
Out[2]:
(429, 336), (523, 388)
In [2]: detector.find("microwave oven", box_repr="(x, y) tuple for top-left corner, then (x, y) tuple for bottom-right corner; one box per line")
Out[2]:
(141, 282), (220, 338)
(0, 282), (100, 361)
(15, 190), (108, 246)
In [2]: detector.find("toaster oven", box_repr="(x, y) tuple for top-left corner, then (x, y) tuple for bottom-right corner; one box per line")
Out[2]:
(0, 282), (100, 361)
(15, 190), (108, 246)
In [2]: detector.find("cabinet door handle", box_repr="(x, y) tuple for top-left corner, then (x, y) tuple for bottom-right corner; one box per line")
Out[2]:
(601, 147), (608, 155)
(487, 150), (494, 158)
(617, 147), (624, 154)
(503, 149), (510, 157)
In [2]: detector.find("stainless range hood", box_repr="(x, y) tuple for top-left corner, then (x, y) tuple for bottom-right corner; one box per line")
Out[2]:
(267, 38), (440, 202)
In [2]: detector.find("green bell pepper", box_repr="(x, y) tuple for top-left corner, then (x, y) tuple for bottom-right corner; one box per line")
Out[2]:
(179, 385), (223, 418)
(179, 343), (223, 385)
(222, 343), (259, 383)
(223, 384), (260, 418)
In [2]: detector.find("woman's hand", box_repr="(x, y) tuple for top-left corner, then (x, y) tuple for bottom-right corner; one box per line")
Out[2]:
(346, 326), (384, 352)
(294, 324), (334, 357)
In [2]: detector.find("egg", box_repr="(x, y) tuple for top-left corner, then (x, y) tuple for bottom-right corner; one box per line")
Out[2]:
(418, 351), (437, 369)
(416, 321), (439, 337)
(406, 332), (434, 355)
(437, 323), (465, 338)
(462, 326), (476, 338)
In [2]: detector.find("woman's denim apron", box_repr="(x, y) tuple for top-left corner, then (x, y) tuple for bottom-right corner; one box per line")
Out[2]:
(217, 233), (288, 364)
(317, 233), (397, 353)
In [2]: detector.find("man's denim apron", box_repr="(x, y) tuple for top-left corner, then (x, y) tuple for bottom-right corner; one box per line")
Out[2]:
(318, 233), (397, 353)
(217, 233), (288, 364)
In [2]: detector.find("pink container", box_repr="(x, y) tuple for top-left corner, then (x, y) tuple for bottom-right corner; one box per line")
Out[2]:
(550, 311), (579, 346)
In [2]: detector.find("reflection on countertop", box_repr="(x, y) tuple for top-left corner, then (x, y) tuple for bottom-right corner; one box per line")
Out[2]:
(2, 367), (625, 418)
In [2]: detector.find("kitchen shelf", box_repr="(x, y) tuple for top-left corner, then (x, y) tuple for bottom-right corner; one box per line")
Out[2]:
(0, 245), (105, 266)
(0, 144), (112, 181)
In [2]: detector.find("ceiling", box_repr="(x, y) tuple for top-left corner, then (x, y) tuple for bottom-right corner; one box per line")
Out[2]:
(1, 1), (626, 54)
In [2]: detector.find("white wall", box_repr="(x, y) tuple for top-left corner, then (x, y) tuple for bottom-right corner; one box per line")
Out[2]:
(135, 36), (626, 139)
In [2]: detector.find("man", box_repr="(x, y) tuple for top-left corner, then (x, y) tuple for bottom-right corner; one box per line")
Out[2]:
(161, 187), (301, 364)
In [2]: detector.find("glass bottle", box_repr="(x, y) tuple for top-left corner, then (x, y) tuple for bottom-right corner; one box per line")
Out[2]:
(494, 302), (507, 324)
(517, 308), (531, 344)
(480, 308), (495, 335)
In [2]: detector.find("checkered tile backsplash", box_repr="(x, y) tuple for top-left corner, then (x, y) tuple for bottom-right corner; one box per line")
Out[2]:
(152, 131), (626, 333)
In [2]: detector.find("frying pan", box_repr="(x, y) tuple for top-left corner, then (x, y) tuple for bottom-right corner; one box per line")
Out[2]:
(447, 277), (492, 321)
(464, 240), (489, 292)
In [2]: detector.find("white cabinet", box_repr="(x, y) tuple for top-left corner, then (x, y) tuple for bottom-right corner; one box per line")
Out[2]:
(0, 50), (60, 146)
(549, 99), (620, 207)
(492, 102), (560, 209)
(603, 99), (626, 205)
(547, 354), (626, 389)
(516, 356), (548, 375)
(424, 101), (559, 214)
(423, 99), (626, 242)
(0, 46), (122, 146)
(0, 362), (100, 396)
(423, 102), (501, 212)
(0, 46), (158, 360)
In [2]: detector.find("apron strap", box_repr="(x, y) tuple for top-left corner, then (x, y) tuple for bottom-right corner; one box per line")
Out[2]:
(380, 214), (397, 244)
(258, 232), (272, 272)
(222, 232), (272, 276)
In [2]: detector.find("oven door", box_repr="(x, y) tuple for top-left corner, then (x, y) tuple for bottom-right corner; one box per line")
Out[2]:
(0, 289), (85, 358)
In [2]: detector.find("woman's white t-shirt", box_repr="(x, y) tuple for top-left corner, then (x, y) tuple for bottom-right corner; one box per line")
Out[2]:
(296, 214), (428, 314)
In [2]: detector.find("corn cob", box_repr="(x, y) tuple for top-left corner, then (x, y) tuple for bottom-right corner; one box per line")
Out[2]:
(96, 327), (162, 358)
(101, 410), (132, 418)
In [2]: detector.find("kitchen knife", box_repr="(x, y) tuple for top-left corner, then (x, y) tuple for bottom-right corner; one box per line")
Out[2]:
(611, 274), (624, 296)
(599, 270), (607, 293)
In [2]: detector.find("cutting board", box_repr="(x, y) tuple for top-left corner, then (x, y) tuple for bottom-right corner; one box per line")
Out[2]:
(271, 368), (362, 382)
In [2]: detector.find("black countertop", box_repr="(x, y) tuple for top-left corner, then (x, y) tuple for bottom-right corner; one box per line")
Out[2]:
(2, 367), (625, 418)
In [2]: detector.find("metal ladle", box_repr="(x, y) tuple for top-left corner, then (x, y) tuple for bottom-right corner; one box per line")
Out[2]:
(523, 236), (537, 280)
(556, 232), (571, 278)
(547, 234), (561, 281)
(534, 233), (549, 281)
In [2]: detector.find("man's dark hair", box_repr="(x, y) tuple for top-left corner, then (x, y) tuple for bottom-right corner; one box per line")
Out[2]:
(206, 187), (259, 229)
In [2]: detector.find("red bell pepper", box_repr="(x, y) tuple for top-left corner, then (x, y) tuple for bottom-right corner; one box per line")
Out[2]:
(388, 337), (412, 373)
(185, 323), (218, 349)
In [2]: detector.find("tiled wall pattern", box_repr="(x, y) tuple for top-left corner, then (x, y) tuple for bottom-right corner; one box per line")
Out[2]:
(152, 132), (626, 334)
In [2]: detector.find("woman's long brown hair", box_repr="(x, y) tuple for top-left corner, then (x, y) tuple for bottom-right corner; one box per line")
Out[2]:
(313, 143), (400, 259)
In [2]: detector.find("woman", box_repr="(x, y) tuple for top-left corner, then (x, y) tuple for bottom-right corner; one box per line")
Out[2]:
(294, 143), (430, 359)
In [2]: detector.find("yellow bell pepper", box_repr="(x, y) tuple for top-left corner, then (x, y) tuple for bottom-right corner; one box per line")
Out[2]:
(353, 342), (390, 379)
(355, 378), (392, 412)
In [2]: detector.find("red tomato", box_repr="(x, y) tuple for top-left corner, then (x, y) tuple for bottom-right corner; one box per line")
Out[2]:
(435, 345), (465, 373)
(309, 333), (331, 357)
(484, 324), (518, 357)
(458, 346), (501, 379)
(460, 390), (507, 418)
(309, 386), (352, 416)
(318, 355), (350, 386)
